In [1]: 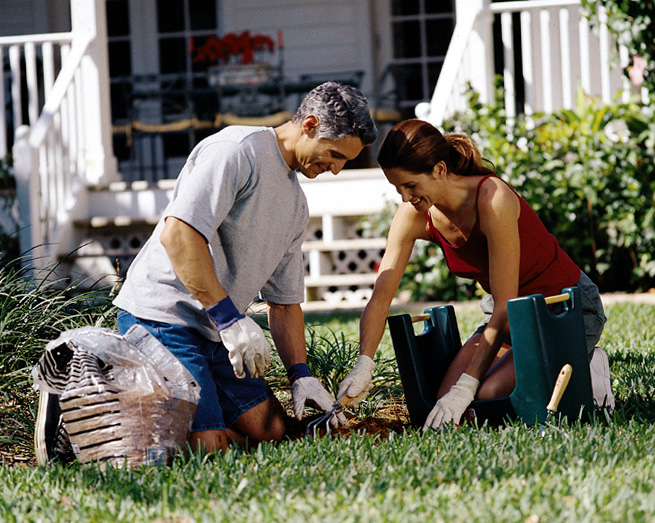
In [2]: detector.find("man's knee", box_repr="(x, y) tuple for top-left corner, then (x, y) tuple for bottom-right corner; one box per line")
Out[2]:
(189, 429), (229, 453)
(263, 412), (286, 442)
(235, 397), (287, 443)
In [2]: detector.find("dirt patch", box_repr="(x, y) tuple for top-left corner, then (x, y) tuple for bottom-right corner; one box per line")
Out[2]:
(285, 404), (412, 441)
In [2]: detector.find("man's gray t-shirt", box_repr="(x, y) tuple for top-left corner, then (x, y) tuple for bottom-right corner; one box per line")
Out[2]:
(113, 126), (309, 341)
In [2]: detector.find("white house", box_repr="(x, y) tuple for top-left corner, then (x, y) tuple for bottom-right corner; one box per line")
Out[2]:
(0, 0), (636, 308)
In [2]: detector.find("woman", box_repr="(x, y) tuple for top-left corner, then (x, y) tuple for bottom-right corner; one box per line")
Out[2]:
(336, 119), (610, 429)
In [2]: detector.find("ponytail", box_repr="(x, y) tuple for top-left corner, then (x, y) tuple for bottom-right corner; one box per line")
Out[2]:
(444, 134), (495, 177)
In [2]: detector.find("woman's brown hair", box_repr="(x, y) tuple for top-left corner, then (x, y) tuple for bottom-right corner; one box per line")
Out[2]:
(377, 119), (494, 177)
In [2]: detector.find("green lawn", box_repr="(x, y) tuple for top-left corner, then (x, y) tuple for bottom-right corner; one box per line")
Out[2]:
(1, 300), (654, 522)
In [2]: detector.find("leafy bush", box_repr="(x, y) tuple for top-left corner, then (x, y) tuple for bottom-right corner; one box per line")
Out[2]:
(582, 0), (655, 94)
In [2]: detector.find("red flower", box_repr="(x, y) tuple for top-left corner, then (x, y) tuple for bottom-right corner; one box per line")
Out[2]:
(191, 31), (276, 66)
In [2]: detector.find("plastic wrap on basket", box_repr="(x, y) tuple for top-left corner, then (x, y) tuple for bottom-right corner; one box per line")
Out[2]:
(32, 325), (201, 468)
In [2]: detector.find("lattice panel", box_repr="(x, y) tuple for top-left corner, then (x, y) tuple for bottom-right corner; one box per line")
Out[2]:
(303, 216), (384, 304)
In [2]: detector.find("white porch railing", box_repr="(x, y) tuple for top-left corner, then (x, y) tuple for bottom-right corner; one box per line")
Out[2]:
(9, 0), (118, 270)
(417, 0), (648, 127)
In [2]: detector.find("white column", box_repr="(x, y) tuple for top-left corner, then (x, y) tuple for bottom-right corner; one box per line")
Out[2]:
(70, 0), (119, 186)
(468, 0), (495, 106)
(13, 125), (45, 269)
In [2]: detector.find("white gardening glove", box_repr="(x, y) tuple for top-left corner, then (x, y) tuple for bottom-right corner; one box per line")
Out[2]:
(207, 297), (270, 379)
(291, 375), (348, 429)
(423, 373), (479, 430)
(337, 355), (375, 407)
(220, 316), (271, 379)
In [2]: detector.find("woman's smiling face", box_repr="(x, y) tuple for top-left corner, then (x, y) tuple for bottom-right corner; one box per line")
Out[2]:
(384, 167), (437, 212)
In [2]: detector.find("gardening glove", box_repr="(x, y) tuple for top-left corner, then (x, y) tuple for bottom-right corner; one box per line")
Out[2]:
(423, 373), (479, 430)
(337, 355), (376, 407)
(207, 297), (270, 379)
(289, 364), (348, 428)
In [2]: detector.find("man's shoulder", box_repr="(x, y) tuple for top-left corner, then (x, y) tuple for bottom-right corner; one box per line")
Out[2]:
(212, 125), (273, 144)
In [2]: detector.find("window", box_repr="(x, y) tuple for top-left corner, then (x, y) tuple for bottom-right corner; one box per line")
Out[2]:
(389, 0), (455, 117)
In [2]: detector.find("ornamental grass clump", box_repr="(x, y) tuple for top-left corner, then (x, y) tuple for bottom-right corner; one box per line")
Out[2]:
(0, 261), (115, 457)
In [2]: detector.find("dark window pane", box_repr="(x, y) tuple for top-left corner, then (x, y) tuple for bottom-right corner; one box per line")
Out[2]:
(157, 0), (185, 33)
(393, 21), (421, 59)
(106, 0), (129, 37)
(112, 133), (130, 161)
(425, 18), (454, 56)
(189, 0), (217, 31)
(159, 38), (187, 74)
(391, 0), (419, 16)
(163, 133), (191, 158)
(190, 35), (214, 72)
(108, 41), (131, 76)
(425, 1), (453, 14)
(427, 60), (444, 92)
(110, 82), (131, 120)
(394, 63), (423, 101)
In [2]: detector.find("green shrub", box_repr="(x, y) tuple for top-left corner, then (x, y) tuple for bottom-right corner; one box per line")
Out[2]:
(582, 0), (655, 94)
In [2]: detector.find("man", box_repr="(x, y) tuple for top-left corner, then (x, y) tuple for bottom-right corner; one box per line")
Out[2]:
(113, 82), (378, 452)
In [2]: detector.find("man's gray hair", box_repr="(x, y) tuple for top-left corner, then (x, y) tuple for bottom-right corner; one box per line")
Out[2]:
(292, 82), (378, 145)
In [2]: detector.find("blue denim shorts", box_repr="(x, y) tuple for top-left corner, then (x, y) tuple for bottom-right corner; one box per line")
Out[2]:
(475, 271), (606, 358)
(117, 309), (274, 432)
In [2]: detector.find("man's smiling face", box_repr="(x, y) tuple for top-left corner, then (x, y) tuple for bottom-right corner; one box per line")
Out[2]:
(293, 115), (364, 178)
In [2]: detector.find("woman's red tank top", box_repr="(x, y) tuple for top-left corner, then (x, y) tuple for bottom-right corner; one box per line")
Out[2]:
(425, 174), (580, 296)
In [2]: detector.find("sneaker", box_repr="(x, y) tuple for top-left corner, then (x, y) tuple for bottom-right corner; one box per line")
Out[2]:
(589, 347), (615, 411)
(34, 390), (75, 465)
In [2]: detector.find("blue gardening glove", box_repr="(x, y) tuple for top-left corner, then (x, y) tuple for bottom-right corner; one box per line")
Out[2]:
(207, 297), (270, 379)
(288, 364), (348, 429)
(423, 373), (479, 430)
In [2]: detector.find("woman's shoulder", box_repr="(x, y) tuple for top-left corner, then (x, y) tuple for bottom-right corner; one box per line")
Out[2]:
(392, 202), (431, 240)
(478, 175), (518, 205)
(476, 175), (521, 221)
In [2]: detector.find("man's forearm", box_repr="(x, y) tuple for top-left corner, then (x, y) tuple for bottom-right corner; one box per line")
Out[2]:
(267, 302), (307, 369)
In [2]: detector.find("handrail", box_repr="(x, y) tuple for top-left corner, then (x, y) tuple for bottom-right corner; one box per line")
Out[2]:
(421, 0), (641, 127)
(0, 32), (73, 46)
(489, 0), (580, 13)
(29, 34), (93, 148)
(424, 8), (480, 126)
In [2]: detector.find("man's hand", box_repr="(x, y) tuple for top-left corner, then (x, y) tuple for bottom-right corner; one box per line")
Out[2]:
(207, 297), (270, 379)
(423, 373), (479, 430)
(220, 316), (271, 378)
(291, 373), (348, 428)
(337, 355), (375, 407)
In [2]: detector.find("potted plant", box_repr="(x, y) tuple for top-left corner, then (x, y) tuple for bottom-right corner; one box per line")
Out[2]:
(191, 31), (277, 87)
